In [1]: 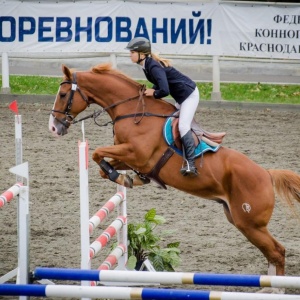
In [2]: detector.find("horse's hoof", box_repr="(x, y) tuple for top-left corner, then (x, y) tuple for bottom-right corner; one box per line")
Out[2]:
(124, 175), (133, 188)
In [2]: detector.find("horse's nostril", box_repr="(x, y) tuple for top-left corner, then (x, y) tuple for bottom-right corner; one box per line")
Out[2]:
(51, 126), (56, 132)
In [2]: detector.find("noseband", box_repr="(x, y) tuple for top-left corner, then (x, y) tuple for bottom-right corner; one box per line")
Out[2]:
(51, 72), (89, 128)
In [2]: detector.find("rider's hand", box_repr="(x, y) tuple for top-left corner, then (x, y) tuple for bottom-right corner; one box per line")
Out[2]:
(144, 89), (155, 97)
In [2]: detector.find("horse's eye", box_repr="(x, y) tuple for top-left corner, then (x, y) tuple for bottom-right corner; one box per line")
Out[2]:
(60, 93), (67, 98)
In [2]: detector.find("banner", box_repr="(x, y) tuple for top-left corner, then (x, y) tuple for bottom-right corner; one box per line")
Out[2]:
(219, 3), (300, 59)
(0, 1), (299, 59)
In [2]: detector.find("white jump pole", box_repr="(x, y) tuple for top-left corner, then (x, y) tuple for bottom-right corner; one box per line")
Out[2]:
(1, 283), (300, 300)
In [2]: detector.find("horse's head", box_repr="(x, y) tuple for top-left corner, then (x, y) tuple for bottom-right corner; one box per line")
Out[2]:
(49, 65), (90, 136)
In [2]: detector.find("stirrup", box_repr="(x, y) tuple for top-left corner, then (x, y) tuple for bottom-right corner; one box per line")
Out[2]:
(180, 167), (198, 177)
(180, 161), (198, 177)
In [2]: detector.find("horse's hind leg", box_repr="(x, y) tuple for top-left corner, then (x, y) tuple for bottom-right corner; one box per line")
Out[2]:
(221, 201), (286, 277)
(227, 182), (286, 276)
(240, 225), (285, 275)
(243, 226), (286, 294)
(225, 205), (285, 276)
(231, 208), (285, 294)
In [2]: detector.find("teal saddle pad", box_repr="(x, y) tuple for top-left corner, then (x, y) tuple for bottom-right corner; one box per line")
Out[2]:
(163, 117), (221, 158)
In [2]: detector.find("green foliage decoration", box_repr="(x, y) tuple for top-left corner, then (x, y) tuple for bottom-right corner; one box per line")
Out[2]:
(125, 208), (181, 271)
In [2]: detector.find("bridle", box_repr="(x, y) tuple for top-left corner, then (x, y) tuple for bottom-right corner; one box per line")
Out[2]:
(51, 72), (90, 128)
(52, 72), (177, 128)
(52, 72), (147, 128)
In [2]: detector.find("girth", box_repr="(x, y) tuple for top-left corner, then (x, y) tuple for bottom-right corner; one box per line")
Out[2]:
(140, 147), (175, 190)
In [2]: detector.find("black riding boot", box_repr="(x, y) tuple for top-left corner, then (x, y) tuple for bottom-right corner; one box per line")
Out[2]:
(180, 130), (198, 177)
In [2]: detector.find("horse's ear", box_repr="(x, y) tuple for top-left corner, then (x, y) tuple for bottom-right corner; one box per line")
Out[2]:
(61, 64), (71, 80)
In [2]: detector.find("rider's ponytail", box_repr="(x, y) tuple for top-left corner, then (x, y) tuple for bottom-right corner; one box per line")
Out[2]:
(150, 52), (172, 67)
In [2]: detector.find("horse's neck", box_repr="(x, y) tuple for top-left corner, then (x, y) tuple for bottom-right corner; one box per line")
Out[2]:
(81, 73), (175, 117)
(81, 74), (135, 106)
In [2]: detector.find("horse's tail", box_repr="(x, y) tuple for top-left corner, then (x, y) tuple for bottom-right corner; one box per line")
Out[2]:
(268, 169), (300, 216)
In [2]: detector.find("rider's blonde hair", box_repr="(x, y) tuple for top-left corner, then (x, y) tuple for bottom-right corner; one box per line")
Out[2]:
(150, 52), (172, 67)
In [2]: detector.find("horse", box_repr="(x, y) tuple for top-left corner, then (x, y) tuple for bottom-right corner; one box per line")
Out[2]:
(49, 63), (300, 282)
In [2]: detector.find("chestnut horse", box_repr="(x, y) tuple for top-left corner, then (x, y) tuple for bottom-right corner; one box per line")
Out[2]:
(49, 63), (300, 280)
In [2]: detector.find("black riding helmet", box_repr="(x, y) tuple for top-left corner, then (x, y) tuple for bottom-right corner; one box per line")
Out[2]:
(125, 37), (151, 53)
(125, 37), (151, 63)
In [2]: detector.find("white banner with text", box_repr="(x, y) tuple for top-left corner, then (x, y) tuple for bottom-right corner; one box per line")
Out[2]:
(0, 1), (299, 59)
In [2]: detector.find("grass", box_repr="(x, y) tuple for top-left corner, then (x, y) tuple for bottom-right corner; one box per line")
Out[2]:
(1, 75), (299, 104)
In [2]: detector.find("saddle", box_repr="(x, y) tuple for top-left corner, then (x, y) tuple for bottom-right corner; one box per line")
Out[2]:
(140, 113), (226, 190)
(172, 117), (226, 150)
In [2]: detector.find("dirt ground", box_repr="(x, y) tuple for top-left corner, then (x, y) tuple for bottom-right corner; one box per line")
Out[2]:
(0, 101), (300, 299)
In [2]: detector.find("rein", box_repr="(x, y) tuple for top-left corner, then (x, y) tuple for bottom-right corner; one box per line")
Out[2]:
(113, 112), (178, 124)
(73, 84), (178, 126)
(73, 84), (147, 126)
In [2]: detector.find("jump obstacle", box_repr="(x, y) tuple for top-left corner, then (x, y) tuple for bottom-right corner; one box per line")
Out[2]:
(2, 115), (300, 299)
(33, 267), (300, 289)
(78, 122), (128, 289)
(0, 182), (23, 208)
(0, 110), (30, 300)
(1, 284), (300, 300)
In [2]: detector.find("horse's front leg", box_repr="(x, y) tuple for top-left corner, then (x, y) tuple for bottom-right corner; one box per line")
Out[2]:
(92, 144), (150, 188)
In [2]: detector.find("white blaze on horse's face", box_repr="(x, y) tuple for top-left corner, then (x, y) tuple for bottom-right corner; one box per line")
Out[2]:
(48, 86), (68, 137)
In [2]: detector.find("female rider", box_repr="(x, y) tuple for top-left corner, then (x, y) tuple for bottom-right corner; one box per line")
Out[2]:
(125, 37), (200, 177)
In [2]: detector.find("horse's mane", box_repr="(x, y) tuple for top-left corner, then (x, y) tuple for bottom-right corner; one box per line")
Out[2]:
(91, 62), (141, 88)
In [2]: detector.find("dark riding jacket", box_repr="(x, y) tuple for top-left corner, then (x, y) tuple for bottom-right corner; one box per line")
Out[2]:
(142, 57), (196, 104)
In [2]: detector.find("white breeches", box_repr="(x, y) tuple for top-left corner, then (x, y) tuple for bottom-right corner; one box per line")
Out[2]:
(175, 87), (200, 137)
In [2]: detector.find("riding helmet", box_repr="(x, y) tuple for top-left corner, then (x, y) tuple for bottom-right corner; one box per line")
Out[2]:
(125, 37), (151, 54)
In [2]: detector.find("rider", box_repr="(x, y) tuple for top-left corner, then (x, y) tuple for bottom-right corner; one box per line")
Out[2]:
(125, 37), (200, 177)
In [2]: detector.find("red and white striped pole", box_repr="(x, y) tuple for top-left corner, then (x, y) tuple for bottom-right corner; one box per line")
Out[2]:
(0, 183), (23, 208)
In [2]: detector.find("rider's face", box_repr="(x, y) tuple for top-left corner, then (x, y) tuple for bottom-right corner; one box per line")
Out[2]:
(129, 51), (139, 63)
(129, 51), (145, 64)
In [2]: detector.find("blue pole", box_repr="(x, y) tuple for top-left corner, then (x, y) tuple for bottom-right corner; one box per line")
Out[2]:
(34, 267), (262, 287)
(35, 267), (100, 281)
(193, 273), (261, 287)
(0, 284), (46, 296)
(142, 289), (210, 300)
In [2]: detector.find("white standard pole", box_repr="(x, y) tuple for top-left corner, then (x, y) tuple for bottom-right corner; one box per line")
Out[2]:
(17, 184), (30, 300)
(116, 178), (127, 270)
(1, 52), (11, 94)
(10, 162), (30, 300)
(79, 124), (91, 300)
(15, 115), (27, 300)
(15, 115), (23, 183)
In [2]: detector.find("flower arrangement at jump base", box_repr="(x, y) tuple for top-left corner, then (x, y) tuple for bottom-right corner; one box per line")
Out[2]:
(126, 208), (181, 272)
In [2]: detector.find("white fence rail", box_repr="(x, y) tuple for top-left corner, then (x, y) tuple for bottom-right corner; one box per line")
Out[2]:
(1, 52), (299, 100)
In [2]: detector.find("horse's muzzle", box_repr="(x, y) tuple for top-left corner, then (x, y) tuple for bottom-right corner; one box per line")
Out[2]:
(49, 114), (70, 136)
